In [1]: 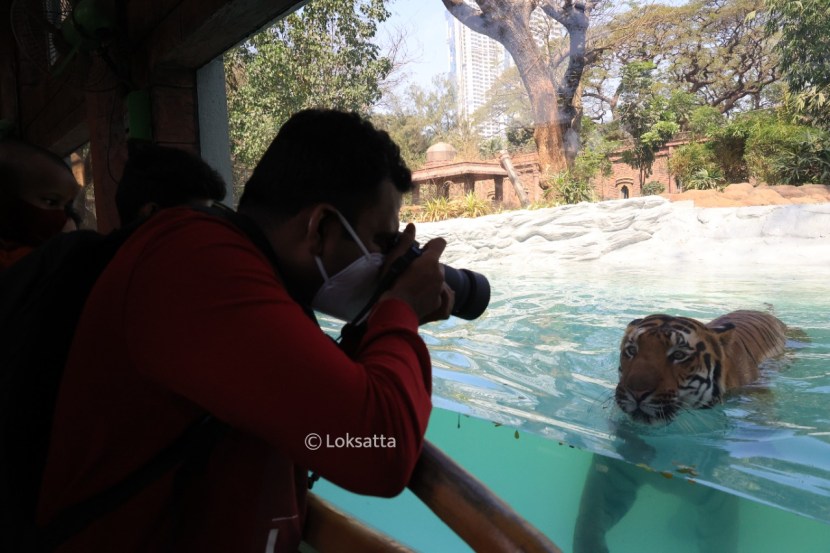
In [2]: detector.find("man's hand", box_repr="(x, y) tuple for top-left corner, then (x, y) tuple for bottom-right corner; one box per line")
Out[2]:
(379, 224), (454, 324)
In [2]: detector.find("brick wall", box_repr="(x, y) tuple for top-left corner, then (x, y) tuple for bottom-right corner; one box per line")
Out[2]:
(595, 139), (687, 200)
(413, 138), (690, 208)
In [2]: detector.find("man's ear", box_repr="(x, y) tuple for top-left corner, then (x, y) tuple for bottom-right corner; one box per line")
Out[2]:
(304, 204), (337, 255)
(137, 202), (159, 219)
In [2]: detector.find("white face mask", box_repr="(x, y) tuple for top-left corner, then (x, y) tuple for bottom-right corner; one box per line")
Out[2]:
(311, 211), (384, 322)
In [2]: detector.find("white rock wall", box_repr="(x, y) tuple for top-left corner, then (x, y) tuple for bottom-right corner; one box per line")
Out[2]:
(411, 197), (830, 272)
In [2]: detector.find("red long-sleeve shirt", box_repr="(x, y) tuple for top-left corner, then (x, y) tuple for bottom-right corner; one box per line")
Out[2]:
(38, 208), (433, 552)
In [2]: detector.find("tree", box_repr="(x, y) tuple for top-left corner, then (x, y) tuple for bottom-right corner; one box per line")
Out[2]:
(442, 0), (605, 174)
(583, 0), (780, 122)
(765, 0), (830, 130)
(225, 0), (392, 175)
(372, 75), (483, 169)
(617, 62), (682, 190)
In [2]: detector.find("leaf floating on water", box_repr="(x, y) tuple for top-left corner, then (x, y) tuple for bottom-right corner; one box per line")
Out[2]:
(674, 465), (699, 477)
(660, 471), (674, 479)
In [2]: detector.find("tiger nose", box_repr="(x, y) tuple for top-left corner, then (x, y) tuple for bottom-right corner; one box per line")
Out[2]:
(629, 388), (655, 403)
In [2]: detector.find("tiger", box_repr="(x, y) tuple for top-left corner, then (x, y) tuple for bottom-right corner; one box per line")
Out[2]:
(615, 310), (788, 424)
(573, 310), (788, 553)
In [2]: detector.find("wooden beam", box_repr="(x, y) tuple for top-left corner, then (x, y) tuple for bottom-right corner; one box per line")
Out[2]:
(408, 441), (562, 553)
(143, 0), (308, 70)
(150, 65), (199, 150)
(0, 0), (18, 134)
(86, 89), (127, 233)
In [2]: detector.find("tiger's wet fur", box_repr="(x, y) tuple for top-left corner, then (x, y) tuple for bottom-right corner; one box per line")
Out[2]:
(573, 310), (789, 553)
(615, 310), (787, 424)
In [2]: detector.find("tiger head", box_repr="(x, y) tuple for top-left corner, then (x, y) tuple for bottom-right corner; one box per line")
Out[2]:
(615, 314), (735, 424)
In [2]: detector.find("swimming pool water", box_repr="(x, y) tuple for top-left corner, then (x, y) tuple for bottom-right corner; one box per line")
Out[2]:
(314, 408), (830, 552)
(421, 264), (830, 524)
(317, 263), (830, 550)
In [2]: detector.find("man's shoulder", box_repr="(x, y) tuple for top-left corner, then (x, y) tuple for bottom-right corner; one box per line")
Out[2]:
(140, 206), (242, 234)
(126, 206), (251, 252)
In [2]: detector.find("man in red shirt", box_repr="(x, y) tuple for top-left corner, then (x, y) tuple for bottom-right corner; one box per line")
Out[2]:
(38, 109), (452, 552)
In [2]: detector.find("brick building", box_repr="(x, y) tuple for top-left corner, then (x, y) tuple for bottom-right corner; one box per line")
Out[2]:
(594, 136), (690, 201)
(411, 139), (687, 208)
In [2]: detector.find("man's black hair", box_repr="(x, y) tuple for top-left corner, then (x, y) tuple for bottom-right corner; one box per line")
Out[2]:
(238, 109), (412, 224)
(116, 142), (227, 225)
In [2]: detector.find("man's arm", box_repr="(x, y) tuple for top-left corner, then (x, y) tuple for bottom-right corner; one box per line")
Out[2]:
(124, 216), (432, 496)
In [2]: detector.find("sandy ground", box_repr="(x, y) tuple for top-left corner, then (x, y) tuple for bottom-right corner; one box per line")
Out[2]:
(662, 182), (830, 207)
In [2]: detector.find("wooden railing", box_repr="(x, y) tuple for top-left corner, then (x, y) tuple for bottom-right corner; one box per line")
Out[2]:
(304, 440), (562, 553)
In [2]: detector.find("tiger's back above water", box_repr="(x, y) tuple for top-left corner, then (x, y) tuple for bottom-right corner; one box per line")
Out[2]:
(616, 309), (787, 424)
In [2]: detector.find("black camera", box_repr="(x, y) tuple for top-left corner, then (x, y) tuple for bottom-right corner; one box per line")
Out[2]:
(387, 243), (491, 321)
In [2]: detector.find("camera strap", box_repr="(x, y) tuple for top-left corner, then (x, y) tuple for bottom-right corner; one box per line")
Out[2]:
(346, 245), (423, 329)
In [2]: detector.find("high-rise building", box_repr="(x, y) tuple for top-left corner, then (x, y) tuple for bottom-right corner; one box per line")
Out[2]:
(446, 10), (510, 139)
(447, 5), (562, 140)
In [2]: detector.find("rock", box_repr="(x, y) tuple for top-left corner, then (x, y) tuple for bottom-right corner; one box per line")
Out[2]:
(414, 197), (830, 272)
(722, 182), (755, 197)
(663, 183), (830, 208)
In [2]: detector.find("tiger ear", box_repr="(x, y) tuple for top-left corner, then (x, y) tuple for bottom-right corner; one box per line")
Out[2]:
(627, 318), (643, 328)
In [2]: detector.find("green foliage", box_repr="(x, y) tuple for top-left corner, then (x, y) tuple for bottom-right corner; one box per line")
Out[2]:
(416, 193), (494, 222)
(585, 0), (780, 120)
(734, 112), (830, 184)
(765, 0), (830, 130)
(527, 198), (561, 210)
(687, 106), (724, 138)
(506, 126), (535, 150)
(423, 196), (456, 222)
(781, 86), (830, 132)
(766, 131), (830, 185)
(674, 110), (830, 186)
(684, 168), (725, 191)
(460, 192), (493, 218)
(543, 171), (596, 205)
(225, 0), (392, 173)
(618, 62), (683, 187)
(765, 0), (830, 93)
(669, 142), (722, 187)
(373, 75), (482, 169)
(642, 181), (665, 196)
(571, 145), (614, 186)
(479, 136), (505, 160)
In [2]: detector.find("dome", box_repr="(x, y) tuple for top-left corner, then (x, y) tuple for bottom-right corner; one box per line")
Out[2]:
(426, 142), (457, 163)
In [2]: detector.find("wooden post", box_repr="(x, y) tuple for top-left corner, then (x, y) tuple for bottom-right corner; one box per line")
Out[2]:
(86, 90), (127, 232)
(499, 150), (530, 208)
(303, 494), (413, 552)
(408, 441), (563, 553)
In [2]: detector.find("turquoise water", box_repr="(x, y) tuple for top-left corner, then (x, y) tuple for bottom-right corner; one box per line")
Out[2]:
(317, 264), (830, 550)
(315, 409), (830, 552)
(423, 265), (830, 524)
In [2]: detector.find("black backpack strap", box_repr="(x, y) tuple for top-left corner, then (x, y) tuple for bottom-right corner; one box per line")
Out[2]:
(193, 204), (318, 321)
(38, 416), (222, 551)
(38, 205), (313, 550)
(37, 204), (317, 552)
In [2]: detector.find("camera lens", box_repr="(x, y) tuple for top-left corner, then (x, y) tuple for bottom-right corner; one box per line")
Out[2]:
(442, 265), (490, 320)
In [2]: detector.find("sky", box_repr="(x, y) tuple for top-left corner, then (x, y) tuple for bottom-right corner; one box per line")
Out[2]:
(378, 0), (451, 93)
(376, 0), (691, 96)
